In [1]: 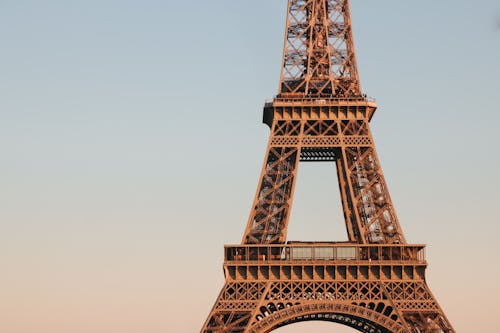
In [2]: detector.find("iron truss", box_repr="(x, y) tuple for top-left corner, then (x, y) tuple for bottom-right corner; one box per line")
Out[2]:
(242, 116), (406, 245)
(201, 0), (454, 332)
(280, 0), (360, 97)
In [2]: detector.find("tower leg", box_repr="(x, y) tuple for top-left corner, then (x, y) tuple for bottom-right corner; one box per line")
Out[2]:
(201, 282), (263, 333)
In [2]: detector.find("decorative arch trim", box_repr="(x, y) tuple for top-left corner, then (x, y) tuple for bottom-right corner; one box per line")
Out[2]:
(247, 302), (408, 333)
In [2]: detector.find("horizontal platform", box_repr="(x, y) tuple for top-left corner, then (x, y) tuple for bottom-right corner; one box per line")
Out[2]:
(263, 101), (378, 127)
(224, 243), (425, 263)
(268, 96), (376, 106)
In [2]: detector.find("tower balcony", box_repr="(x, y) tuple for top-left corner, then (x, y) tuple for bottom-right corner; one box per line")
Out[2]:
(224, 243), (425, 264)
(223, 243), (427, 282)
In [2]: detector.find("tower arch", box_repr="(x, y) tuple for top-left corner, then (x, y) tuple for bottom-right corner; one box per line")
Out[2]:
(248, 302), (405, 333)
(273, 320), (362, 333)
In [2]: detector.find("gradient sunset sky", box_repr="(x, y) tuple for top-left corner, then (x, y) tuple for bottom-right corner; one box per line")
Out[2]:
(1, 1), (500, 332)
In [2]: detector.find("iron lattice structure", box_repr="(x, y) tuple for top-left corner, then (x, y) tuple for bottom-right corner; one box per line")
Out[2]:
(280, 0), (360, 97)
(201, 0), (454, 332)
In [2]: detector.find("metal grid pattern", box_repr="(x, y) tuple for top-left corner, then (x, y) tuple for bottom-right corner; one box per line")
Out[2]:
(242, 119), (405, 245)
(280, 0), (360, 97)
(201, 0), (454, 332)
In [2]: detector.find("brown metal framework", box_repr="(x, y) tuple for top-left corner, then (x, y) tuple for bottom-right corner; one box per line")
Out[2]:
(280, 0), (360, 97)
(201, 0), (454, 332)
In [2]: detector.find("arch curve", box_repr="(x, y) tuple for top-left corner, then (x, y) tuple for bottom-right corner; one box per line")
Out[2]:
(248, 302), (407, 333)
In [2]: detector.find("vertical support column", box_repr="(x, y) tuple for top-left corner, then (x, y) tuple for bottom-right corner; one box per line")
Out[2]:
(337, 120), (406, 244)
(338, 0), (361, 95)
(242, 120), (302, 244)
(280, 0), (361, 97)
(336, 150), (365, 243)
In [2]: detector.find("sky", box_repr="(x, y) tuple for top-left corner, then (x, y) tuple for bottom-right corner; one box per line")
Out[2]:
(1, 0), (499, 332)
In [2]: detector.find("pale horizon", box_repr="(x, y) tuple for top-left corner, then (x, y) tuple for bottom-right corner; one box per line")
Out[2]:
(1, 0), (499, 332)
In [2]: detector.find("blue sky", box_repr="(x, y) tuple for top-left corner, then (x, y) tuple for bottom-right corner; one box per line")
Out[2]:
(1, 1), (499, 332)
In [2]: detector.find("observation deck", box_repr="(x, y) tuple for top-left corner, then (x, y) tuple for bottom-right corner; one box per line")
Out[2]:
(223, 243), (427, 282)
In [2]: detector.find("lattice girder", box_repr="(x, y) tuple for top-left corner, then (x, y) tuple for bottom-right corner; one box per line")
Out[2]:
(202, 0), (454, 331)
(280, 0), (360, 97)
(242, 114), (405, 245)
(202, 274), (454, 333)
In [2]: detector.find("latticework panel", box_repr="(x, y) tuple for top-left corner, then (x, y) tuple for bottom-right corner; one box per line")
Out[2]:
(202, 283), (267, 332)
(243, 118), (405, 245)
(403, 312), (454, 333)
(383, 282), (454, 332)
(266, 281), (385, 302)
(204, 311), (252, 333)
(384, 282), (438, 312)
(280, 0), (360, 97)
(303, 120), (339, 136)
(384, 282), (433, 302)
(221, 282), (268, 301)
(243, 121), (301, 244)
(243, 145), (299, 244)
(203, 280), (408, 333)
(202, 279), (454, 332)
(341, 145), (404, 243)
(338, 120), (405, 244)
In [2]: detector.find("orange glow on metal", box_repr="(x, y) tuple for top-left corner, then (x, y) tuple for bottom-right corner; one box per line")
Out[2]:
(201, 1), (455, 332)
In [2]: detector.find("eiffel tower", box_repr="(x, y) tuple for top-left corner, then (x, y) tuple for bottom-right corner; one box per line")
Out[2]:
(201, 1), (454, 332)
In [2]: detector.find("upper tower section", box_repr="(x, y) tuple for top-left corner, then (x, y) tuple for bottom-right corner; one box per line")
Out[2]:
(279, 0), (361, 98)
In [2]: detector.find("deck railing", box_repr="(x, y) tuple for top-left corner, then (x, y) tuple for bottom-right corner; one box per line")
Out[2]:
(265, 96), (376, 107)
(224, 244), (425, 263)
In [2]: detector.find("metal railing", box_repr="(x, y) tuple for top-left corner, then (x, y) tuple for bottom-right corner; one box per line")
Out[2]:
(224, 244), (425, 263)
(264, 95), (376, 107)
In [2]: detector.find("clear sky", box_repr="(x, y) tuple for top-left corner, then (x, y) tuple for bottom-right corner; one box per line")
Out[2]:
(1, 1), (499, 332)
